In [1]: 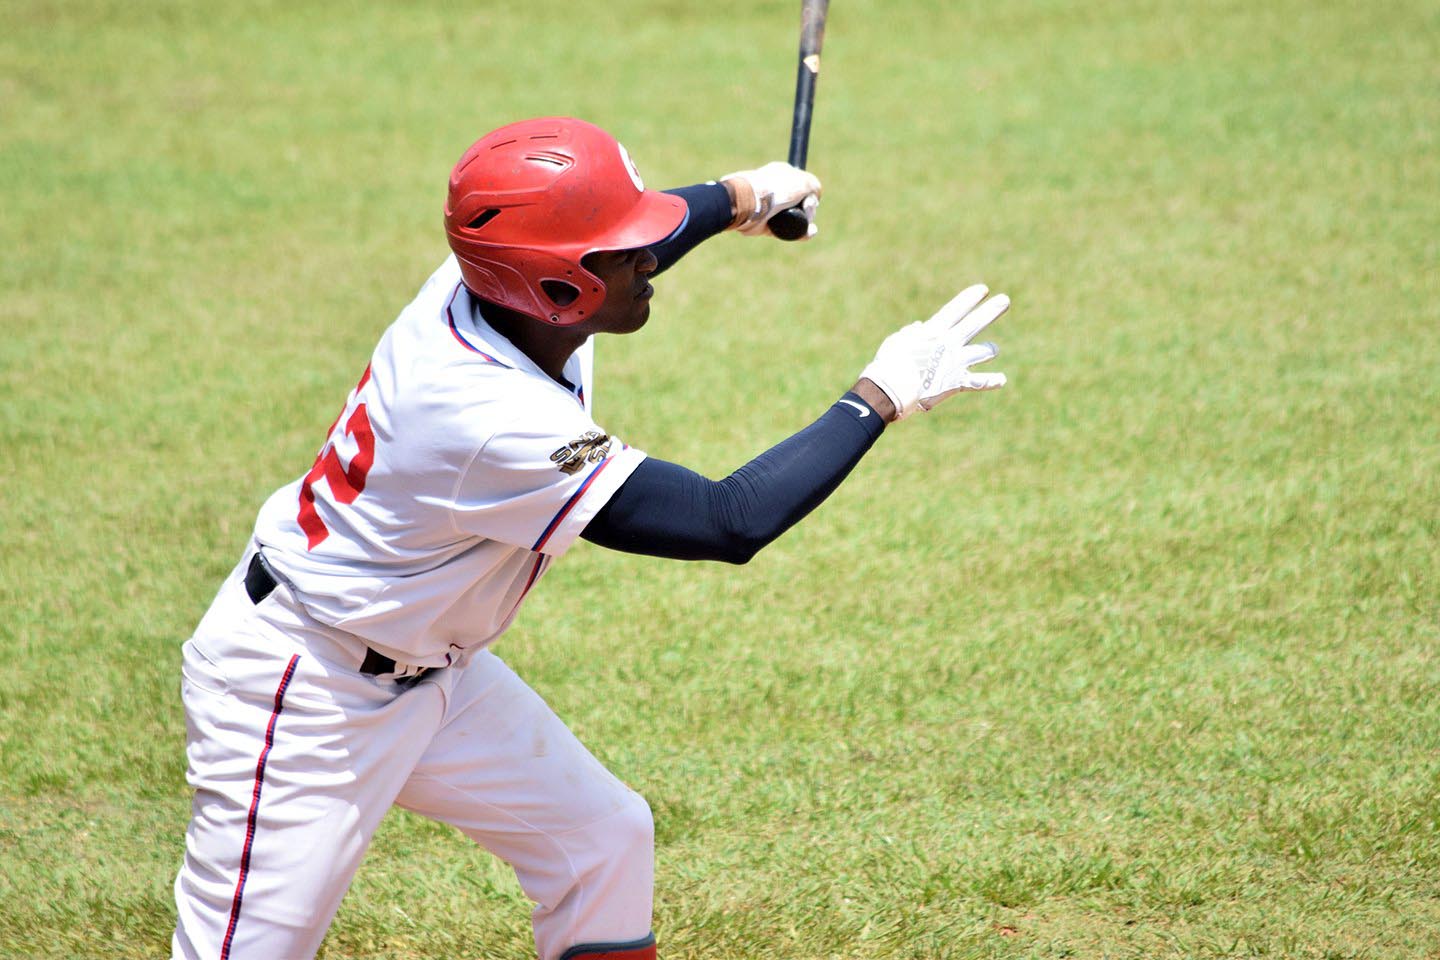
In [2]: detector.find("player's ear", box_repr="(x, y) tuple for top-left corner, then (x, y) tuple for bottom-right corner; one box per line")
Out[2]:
(540, 279), (581, 307)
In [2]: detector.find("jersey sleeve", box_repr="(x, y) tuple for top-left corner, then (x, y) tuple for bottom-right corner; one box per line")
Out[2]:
(450, 393), (647, 557)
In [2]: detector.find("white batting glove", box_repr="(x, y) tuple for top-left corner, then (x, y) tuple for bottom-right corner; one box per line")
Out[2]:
(860, 284), (1009, 421)
(720, 162), (823, 239)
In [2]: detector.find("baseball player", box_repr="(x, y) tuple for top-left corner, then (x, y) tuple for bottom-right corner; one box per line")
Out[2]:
(172, 116), (1008, 960)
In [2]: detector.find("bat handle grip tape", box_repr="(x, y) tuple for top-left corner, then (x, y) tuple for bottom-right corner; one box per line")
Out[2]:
(771, 39), (822, 242)
(767, 207), (811, 241)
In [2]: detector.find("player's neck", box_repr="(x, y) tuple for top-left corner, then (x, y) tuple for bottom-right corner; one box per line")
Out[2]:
(479, 302), (585, 385)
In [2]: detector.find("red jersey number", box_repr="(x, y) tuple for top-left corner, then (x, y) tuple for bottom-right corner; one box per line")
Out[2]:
(297, 365), (376, 549)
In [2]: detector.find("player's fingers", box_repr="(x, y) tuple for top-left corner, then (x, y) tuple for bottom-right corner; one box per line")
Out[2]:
(924, 284), (989, 334)
(965, 371), (1008, 391)
(950, 293), (1010, 345)
(918, 369), (1007, 411)
(953, 341), (999, 368)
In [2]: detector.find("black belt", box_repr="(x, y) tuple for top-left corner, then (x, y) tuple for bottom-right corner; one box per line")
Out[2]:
(245, 552), (402, 677)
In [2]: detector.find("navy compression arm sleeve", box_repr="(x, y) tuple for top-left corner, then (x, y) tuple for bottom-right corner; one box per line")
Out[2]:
(582, 392), (887, 564)
(651, 183), (733, 274)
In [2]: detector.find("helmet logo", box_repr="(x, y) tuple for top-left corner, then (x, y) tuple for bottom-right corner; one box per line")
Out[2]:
(617, 142), (645, 192)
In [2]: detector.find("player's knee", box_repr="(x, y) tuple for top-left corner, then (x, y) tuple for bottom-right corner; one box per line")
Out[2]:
(565, 791), (653, 878)
(551, 792), (653, 926)
(608, 792), (654, 858)
(578, 791), (652, 887)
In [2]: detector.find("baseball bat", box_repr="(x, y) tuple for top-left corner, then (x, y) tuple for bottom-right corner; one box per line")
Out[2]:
(768, 0), (830, 242)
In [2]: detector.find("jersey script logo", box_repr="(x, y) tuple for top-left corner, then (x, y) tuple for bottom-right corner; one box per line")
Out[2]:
(550, 431), (613, 475)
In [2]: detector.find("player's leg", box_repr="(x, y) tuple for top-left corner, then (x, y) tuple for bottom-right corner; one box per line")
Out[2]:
(558, 937), (657, 959)
(395, 650), (655, 960)
(172, 565), (444, 960)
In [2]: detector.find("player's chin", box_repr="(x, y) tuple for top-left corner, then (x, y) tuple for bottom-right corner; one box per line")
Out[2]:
(621, 300), (651, 333)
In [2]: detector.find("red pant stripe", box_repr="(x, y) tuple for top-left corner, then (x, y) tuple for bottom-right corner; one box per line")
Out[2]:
(220, 654), (301, 960)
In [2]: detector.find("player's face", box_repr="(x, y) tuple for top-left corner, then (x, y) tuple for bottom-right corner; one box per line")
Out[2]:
(578, 247), (659, 335)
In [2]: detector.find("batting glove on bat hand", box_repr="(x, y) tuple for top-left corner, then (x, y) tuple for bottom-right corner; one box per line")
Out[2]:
(859, 284), (1009, 421)
(721, 162), (823, 239)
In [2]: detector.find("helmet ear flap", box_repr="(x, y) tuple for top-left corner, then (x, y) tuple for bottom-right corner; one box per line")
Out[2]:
(539, 277), (593, 324)
(540, 279), (582, 308)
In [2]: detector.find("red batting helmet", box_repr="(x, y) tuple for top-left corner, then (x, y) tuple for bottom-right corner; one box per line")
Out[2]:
(444, 117), (688, 326)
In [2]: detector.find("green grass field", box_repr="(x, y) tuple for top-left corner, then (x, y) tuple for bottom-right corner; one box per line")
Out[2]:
(3, 1), (1437, 956)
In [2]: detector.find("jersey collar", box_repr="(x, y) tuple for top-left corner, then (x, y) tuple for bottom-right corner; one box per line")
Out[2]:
(458, 288), (587, 403)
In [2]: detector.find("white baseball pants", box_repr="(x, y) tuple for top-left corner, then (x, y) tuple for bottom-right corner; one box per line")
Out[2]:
(172, 557), (653, 960)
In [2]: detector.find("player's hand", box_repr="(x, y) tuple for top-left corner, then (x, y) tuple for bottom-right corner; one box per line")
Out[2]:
(859, 284), (1009, 421)
(721, 162), (822, 240)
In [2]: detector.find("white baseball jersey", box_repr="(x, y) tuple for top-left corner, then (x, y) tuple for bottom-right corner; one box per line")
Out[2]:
(251, 255), (646, 667)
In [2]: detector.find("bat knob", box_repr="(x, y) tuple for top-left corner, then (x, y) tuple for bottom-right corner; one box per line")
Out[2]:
(768, 206), (811, 242)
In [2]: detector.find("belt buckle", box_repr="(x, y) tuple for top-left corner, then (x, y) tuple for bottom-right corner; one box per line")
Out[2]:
(360, 646), (432, 685)
(396, 668), (432, 688)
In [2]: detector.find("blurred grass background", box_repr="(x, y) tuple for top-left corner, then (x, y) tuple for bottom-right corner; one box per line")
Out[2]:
(2, 0), (1437, 956)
